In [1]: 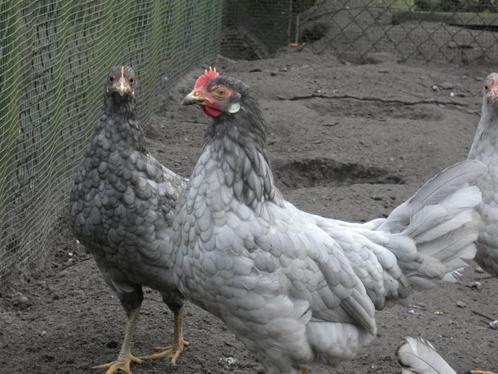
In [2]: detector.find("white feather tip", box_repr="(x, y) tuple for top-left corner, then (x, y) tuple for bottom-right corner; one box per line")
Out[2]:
(397, 336), (456, 374)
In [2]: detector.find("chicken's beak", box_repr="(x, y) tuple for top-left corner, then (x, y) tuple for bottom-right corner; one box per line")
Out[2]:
(112, 77), (132, 97)
(182, 90), (204, 106)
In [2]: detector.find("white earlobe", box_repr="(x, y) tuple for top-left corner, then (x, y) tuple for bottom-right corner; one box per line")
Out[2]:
(228, 103), (240, 113)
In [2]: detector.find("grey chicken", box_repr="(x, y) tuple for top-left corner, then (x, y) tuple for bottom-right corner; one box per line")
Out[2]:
(468, 72), (498, 277)
(173, 68), (485, 373)
(397, 336), (494, 374)
(464, 72), (498, 374)
(70, 65), (188, 373)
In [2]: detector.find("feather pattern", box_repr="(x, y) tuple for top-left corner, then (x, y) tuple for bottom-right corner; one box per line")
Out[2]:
(378, 161), (485, 233)
(397, 337), (456, 374)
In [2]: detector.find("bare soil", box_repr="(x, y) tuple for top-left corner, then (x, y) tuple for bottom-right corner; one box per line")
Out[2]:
(1, 46), (497, 373)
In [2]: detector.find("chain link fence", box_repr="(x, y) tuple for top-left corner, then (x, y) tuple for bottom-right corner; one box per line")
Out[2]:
(224, 0), (498, 63)
(0, 0), (223, 286)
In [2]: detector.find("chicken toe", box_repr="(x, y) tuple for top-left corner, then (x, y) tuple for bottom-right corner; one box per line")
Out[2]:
(93, 353), (142, 374)
(142, 340), (189, 365)
(469, 370), (496, 374)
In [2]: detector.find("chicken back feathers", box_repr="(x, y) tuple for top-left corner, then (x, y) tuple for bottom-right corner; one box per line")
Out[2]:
(173, 73), (484, 372)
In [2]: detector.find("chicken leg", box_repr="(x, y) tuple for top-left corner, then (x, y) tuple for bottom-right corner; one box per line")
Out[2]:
(94, 307), (142, 374)
(141, 307), (189, 365)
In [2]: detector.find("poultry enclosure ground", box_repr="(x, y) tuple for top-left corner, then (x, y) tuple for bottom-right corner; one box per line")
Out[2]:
(1, 45), (498, 373)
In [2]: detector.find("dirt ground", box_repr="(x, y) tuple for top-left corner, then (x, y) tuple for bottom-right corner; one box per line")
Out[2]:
(1, 43), (498, 373)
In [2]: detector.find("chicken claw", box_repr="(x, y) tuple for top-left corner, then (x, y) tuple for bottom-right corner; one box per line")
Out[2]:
(142, 339), (189, 365)
(93, 353), (142, 374)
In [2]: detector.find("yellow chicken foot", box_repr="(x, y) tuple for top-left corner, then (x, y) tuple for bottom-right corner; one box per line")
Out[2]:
(469, 371), (496, 374)
(94, 354), (141, 374)
(94, 308), (142, 374)
(141, 308), (189, 365)
(144, 340), (189, 366)
(300, 368), (308, 374)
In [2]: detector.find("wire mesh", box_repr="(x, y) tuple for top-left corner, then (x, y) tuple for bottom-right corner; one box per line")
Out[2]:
(0, 0), (223, 286)
(224, 0), (498, 63)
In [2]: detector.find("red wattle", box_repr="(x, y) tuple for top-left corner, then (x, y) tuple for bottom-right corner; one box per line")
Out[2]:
(203, 105), (222, 117)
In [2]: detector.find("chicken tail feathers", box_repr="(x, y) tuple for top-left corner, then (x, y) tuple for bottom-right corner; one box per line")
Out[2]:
(397, 336), (456, 374)
(378, 160), (485, 288)
(379, 160), (485, 233)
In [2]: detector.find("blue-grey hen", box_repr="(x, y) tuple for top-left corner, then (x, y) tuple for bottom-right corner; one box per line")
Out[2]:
(468, 73), (498, 277)
(70, 65), (188, 374)
(173, 68), (485, 373)
(465, 73), (498, 374)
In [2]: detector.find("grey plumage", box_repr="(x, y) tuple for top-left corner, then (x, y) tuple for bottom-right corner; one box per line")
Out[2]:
(468, 72), (498, 277)
(397, 337), (456, 374)
(70, 65), (187, 369)
(379, 160), (485, 233)
(174, 73), (484, 373)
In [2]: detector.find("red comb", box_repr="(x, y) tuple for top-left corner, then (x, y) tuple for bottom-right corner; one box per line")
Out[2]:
(194, 67), (219, 91)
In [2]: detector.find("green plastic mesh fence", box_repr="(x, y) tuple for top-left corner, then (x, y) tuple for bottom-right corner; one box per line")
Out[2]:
(0, 0), (223, 285)
(223, 0), (498, 63)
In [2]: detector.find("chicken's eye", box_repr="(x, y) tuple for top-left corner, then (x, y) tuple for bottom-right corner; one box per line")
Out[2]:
(129, 77), (134, 84)
(212, 86), (226, 97)
(109, 75), (115, 82)
(485, 85), (490, 91)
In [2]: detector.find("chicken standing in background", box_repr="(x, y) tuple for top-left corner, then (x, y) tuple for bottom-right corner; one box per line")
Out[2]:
(462, 73), (498, 374)
(70, 65), (188, 373)
(397, 337), (495, 374)
(468, 72), (498, 277)
(174, 68), (485, 373)
(398, 76), (498, 374)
